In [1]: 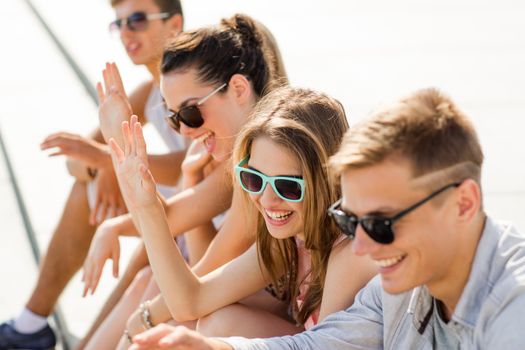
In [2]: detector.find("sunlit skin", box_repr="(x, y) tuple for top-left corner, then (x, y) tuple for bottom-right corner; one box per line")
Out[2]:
(247, 137), (305, 240)
(161, 69), (253, 160)
(342, 156), (483, 318)
(114, 0), (179, 69)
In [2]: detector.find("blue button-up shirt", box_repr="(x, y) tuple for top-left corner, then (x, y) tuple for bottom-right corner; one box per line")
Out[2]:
(223, 217), (525, 349)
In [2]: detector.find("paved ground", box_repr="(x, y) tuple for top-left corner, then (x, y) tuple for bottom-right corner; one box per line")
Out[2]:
(1, 0), (524, 348)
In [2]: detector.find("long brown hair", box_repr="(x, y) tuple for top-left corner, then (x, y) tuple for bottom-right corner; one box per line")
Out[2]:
(233, 86), (348, 325)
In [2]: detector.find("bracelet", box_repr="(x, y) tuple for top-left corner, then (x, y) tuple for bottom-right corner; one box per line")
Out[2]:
(139, 300), (154, 330)
(124, 329), (133, 344)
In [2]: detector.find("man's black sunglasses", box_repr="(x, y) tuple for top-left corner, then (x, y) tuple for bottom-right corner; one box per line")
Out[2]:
(109, 11), (172, 32)
(328, 182), (461, 244)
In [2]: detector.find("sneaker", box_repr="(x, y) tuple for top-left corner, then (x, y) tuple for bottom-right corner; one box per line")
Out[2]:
(0, 320), (56, 350)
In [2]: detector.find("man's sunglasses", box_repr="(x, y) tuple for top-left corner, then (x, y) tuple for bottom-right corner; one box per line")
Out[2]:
(328, 182), (461, 244)
(165, 83), (227, 132)
(235, 157), (305, 202)
(109, 11), (172, 32)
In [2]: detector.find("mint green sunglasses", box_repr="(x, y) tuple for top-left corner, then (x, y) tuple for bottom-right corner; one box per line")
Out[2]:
(235, 157), (305, 202)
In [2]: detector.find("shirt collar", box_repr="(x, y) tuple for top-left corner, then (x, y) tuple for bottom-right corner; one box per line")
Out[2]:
(407, 216), (493, 332)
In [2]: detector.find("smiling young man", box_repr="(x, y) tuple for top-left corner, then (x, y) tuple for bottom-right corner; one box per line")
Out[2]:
(0, 1), (186, 349)
(125, 88), (525, 349)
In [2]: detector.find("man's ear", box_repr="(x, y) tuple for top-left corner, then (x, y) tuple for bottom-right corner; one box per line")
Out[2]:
(455, 179), (482, 222)
(227, 73), (253, 105)
(167, 14), (183, 34)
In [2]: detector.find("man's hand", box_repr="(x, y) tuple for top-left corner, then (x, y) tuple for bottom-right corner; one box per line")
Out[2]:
(97, 62), (133, 147)
(65, 158), (91, 182)
(129, 324), (232, 350)
(90, 166), (127, 225)
(40, 132), (111, 169)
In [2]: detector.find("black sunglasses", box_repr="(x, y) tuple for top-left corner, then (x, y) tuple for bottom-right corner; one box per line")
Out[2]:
(328, 182), (461, 244)
(109, 11), (172, 32)
(165, 83), (227, 132)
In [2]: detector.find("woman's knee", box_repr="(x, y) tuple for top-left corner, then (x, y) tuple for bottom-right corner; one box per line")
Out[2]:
(196, 304), (241, 337)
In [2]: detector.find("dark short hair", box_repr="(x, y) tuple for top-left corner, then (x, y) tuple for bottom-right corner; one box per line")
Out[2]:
(110, 0), (183, 18)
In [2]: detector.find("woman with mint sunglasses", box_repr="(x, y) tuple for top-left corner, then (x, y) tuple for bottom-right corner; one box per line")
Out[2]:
(235, 156), (305, 202)
(110, 86), (376, 341)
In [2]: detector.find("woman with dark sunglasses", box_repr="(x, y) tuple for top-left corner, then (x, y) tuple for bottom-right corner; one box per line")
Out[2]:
(83, 13), (293, 348)
(110, 86), (376, 344)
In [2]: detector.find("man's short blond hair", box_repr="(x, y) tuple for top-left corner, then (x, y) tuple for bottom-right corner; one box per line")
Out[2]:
(330, 88), (484, 186)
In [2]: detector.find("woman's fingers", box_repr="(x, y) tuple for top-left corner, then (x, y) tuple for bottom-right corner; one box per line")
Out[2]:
(102, 63), (111, 95)
(122, 121), (132, 156)
(88, 262), (102, 295)
(139, 164), (156, 194)
(96, 82), (105, 104)
(134, 119), (148, 160)
(90, 192), (101, 226)
(112, 243), (120, 278)
(82, 266), (89, 297)
(194, 150), (213, 169)
(96, 201), (108, 225)
(129, 115), (139, 156)
(107, 201), (117, 220)
(111, 62), (126, 93)
(47, 151), (65, 157)
(82, 261), (92, 297)
(109, 138), (125, 164)
(116, 198), (127, 216)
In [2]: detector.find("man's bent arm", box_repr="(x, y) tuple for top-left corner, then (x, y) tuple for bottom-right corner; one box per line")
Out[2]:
(220, 276), (384, 350)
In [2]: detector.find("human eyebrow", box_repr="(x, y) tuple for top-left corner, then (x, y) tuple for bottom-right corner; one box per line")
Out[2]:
(247, 165), (262, 173)
(365, 207), (399, 217)
(341, 202), (397, 217)
(178, 97), (199, 109)
(247, 165), (302, 178)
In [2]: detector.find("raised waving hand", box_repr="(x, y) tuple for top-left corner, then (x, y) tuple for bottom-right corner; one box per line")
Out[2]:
(109, 116), (159, 212)
(97, 62), (133, 148)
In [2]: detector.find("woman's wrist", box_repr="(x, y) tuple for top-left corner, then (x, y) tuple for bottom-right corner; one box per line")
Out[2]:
(95, 146), (113, 169)
(87, 166), (98, 179)
(131, 199), (166, 225)
(139, 300), (154, 329)
(66, 158), (92, 182)
(136, 196), (164, 212)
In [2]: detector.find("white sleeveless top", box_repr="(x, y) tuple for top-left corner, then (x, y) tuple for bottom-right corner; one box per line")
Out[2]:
(145, 85), (226, 231)
(144, 85), (188, 152)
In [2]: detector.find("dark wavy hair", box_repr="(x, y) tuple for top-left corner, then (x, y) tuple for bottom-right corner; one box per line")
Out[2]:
(161, 14), (279, 98)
